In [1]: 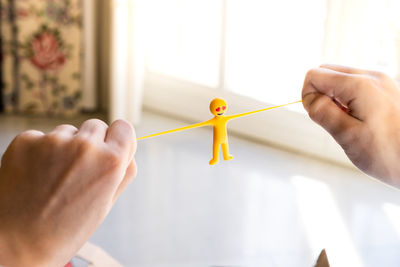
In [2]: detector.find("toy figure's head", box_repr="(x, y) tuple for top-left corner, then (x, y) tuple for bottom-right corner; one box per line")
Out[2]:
(210, 98), (227, 117)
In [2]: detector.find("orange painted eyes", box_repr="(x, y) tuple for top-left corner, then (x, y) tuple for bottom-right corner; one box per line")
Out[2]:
(215, 106), (226, 112)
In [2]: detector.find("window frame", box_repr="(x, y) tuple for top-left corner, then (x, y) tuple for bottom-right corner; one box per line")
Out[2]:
(116, 0), (399, 166)
(140, 0), (356, 166)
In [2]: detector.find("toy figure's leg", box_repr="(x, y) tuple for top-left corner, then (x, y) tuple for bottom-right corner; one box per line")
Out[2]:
(209, 142), (220, 165)
(222, 142), (234, 161)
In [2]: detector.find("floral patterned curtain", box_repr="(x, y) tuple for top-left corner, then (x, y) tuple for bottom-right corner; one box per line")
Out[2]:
(1, 0), (83, 116)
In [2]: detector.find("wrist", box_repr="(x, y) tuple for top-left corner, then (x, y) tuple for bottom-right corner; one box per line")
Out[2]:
(0, 231), (46, 267)
(0, 231), (13, 267)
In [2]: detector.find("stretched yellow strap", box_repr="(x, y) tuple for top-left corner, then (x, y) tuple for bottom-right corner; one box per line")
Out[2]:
(136, 120), (212, 140)
(137, 100), (302, 140)
(226, 100), (302, 120)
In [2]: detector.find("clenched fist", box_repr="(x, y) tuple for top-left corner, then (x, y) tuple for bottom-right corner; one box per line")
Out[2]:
(0, 119), (137, 267)
(302, 64), (400, 186)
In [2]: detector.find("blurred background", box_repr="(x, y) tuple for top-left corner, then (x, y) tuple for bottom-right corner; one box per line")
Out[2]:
(1, 0), (400, 266)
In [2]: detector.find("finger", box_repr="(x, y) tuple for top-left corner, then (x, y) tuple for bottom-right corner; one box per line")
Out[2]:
(5, 130), (44, 164)
(320, 64), (374, 75)
(49, 124), (78, 137)
(322, 65), (400, 96)
(10, 130), (44, 147)
(113, 159), (137, 203)
(18, 129), (45, 138)
(76, 119), (108, 141)
(303, 68), (373, 120)
(105, 120), (136, 162)
(303, 92), (362, 144)
(13, 130), (45, 144)
(321, 64), (397, 90)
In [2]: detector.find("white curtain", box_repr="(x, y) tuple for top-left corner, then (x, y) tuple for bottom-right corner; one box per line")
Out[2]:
(82, 0), (97, 111)
(109, 0), (145, 124)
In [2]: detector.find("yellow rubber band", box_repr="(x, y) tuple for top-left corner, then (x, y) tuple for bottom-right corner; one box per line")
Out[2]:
(137, 100), (302, 140)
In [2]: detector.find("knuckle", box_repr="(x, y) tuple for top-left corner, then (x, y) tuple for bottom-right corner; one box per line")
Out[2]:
(14, 130), (42, 142)
(86, 118), (108, 128)
(17, 130), (41, 138)
(114, 119), (134, 133)
(56, 124), (78, 131)
(58, 123), (73, 128)
(6, 130), (43, 161)
(305, 68), (318, 81)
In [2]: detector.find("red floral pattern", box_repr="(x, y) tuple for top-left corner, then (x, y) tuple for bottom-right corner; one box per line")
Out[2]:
(30, 31), (66, 71)
(2, 0), (82, 116)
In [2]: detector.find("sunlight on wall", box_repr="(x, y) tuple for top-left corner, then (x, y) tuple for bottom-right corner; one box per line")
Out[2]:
(142, 0), (400, 108)
(111, 0), (129, 118)
(292, 175), (363, 267)
(225, 0), (327, 106)
(383, 203), (400, 237)
(242, 172), (295, 255)
(144, 0), (222, 87)
(327, 0), (400, 78)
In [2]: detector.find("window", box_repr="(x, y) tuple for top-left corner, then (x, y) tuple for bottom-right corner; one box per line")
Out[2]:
(225, 0), (327, 107)
(146, 0), (222, 88)
(135, 0), (400, 164)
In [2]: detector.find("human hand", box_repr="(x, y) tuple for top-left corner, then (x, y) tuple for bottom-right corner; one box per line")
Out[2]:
(302, 65), (400, 186)
(0, 119), (137, 267)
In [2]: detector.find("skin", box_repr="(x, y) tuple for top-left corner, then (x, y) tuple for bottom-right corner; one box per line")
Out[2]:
(302, 64), (400, 187)
(0, 119), (137, 267)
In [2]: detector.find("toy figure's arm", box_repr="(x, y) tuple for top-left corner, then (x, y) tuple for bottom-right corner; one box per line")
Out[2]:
(226, 100), (302, 120)
(137, 120), (213, 140)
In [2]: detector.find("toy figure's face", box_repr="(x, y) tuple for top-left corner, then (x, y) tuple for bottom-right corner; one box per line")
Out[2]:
(210, 98), (227, 116)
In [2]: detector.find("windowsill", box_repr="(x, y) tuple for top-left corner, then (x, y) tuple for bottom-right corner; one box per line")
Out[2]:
(143, 71), (355, 169)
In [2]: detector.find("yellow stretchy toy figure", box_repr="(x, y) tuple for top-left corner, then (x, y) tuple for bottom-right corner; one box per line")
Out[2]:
(137, 98), (302, 165)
